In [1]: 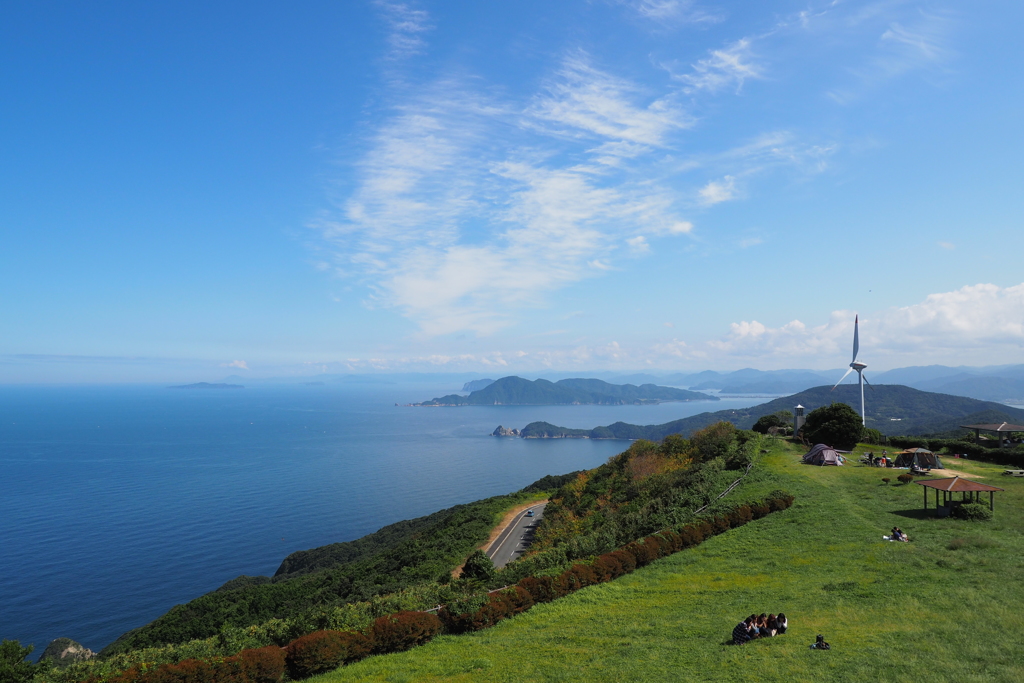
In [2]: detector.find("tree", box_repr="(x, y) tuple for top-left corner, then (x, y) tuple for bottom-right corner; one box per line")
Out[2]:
(0, 640), (46, 683)
(752, 411), (793, 435)
(460, 550), (495, 582)
(689, 422), (737, 462)
(802, 402), (864, 450)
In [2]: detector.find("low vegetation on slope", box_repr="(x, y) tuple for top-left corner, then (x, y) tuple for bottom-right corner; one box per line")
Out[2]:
(101, 485), (558, 656)
(317, 442), (1024, 683)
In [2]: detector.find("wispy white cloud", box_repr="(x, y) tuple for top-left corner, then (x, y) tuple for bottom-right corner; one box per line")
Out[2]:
(827, 9), (955, 102)
(374, 1), (433, 59)
(220, 360), (249, 370)
(530, 52), (691, 146)
(698, 175), (737, 204)
(738, 237), (763, 248)
(317, 56), (698, 336)
(627, 235), (650, 253)
(671, 39), (763, 93)
(623, 0), (723, 25)
(938, 241), (954, 250)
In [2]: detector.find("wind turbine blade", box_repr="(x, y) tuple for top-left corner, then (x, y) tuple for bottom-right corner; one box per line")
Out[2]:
(832, 367), (855, 390)
(863, 373), (875, 391)
(852, 315), (860, 363)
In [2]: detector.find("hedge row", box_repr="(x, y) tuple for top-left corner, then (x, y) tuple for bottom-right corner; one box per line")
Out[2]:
(86, 491), (794, 683)
(439, 491), (794, 635)
(887, 436), (1024, 469)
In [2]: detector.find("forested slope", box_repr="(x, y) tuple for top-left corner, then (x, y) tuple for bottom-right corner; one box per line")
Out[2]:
(520, 385), (1024, 439)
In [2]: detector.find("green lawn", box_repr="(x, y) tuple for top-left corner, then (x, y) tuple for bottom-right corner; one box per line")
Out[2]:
(314, 442), (1024, 683)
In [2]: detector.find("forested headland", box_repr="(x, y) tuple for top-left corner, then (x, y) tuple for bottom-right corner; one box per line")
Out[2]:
(414, 376), (717, 406)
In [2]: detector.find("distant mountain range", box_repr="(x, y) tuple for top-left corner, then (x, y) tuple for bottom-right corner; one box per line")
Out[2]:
(205, 365), (1024, 405)
(516, 385), (1024, 439)
(414, 376), (718, 406)
(604, 365), (1024, 403)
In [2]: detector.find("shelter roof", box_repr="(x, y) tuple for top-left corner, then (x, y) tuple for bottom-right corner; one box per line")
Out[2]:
(915, 476), (1004, 493)
(960, 422), (1024, 432)
(901, 448), (933, 454)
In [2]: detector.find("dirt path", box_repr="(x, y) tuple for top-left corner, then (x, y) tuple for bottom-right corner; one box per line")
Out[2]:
(451, 498), (548, 578)
(928, 468), (983, 478)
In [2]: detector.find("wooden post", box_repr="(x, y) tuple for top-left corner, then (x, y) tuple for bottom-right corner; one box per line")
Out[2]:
(923, 484), (927, 510)
(990, 491), (994, 512)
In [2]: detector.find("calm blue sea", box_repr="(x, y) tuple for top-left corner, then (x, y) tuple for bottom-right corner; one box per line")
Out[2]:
(0, 383), (765, 652)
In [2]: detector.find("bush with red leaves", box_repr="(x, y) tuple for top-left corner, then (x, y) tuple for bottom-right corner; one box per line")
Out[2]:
(285, 630), (370, 679)
(371, 611), (442, 654)
(607, 549), (637, 574)
(517, 575), (558, 603)
(591, 553), (624, 581)
(501, 586), (535, 615)
(560, 563), (599, 592)
(233, 646), (287, 683)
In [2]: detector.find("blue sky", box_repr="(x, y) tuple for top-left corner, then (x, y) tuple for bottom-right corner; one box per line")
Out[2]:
(2, 0), (1023, 382)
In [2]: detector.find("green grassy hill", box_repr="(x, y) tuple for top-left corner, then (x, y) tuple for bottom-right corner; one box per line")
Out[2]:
(315, 442), (1024, 682)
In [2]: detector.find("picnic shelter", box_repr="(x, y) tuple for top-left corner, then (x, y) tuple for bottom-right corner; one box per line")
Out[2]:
(959, 422), (1024, 448)
(916, 476), (1004, 514)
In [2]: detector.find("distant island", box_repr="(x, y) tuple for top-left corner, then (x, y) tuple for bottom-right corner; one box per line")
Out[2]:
(462, 378), (495, 392)
(413, 376), (718, 406)
(504, 385), (1024, 439)
(168, 382), (244, 390)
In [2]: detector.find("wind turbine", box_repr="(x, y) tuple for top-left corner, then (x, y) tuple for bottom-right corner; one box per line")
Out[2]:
(832, 315), (871, 426)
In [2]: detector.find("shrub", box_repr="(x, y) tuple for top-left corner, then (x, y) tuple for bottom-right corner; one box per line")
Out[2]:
(731, 504), (755, 526)
(517, 576), (557, 604)
(590, 554), (622, 582)
(370, 611), (442, 654)
(750, 503), (770, 519)
(499, 586), (534, 615)
(643, 536), (667, 560)
(234, 646), (287, 683)
(767, 490), (795, 509)
(284, 630), (370, 679)
(682, 524), (704, 547)
(951, 503), (993, 521)
(460, 550), (495, 582)
(561, 564), (599, 592)
(607, 549), (636, 574)
(897, 473), (914, 485)
(468, 594), (512, 631)
(711, 515), (730, 534)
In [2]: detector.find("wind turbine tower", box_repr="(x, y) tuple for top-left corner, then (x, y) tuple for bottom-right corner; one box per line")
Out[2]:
(832, 315), (870, 426)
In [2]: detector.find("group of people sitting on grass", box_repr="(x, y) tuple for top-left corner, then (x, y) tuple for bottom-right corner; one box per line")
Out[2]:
(884, 527), (909, 542)
(732, 613), (787, 644)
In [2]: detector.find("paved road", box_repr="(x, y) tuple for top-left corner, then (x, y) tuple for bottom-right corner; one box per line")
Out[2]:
(486, 502), (547, 569)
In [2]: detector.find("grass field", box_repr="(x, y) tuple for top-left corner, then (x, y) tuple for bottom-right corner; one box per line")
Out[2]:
(314, 440), (1024, 683)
